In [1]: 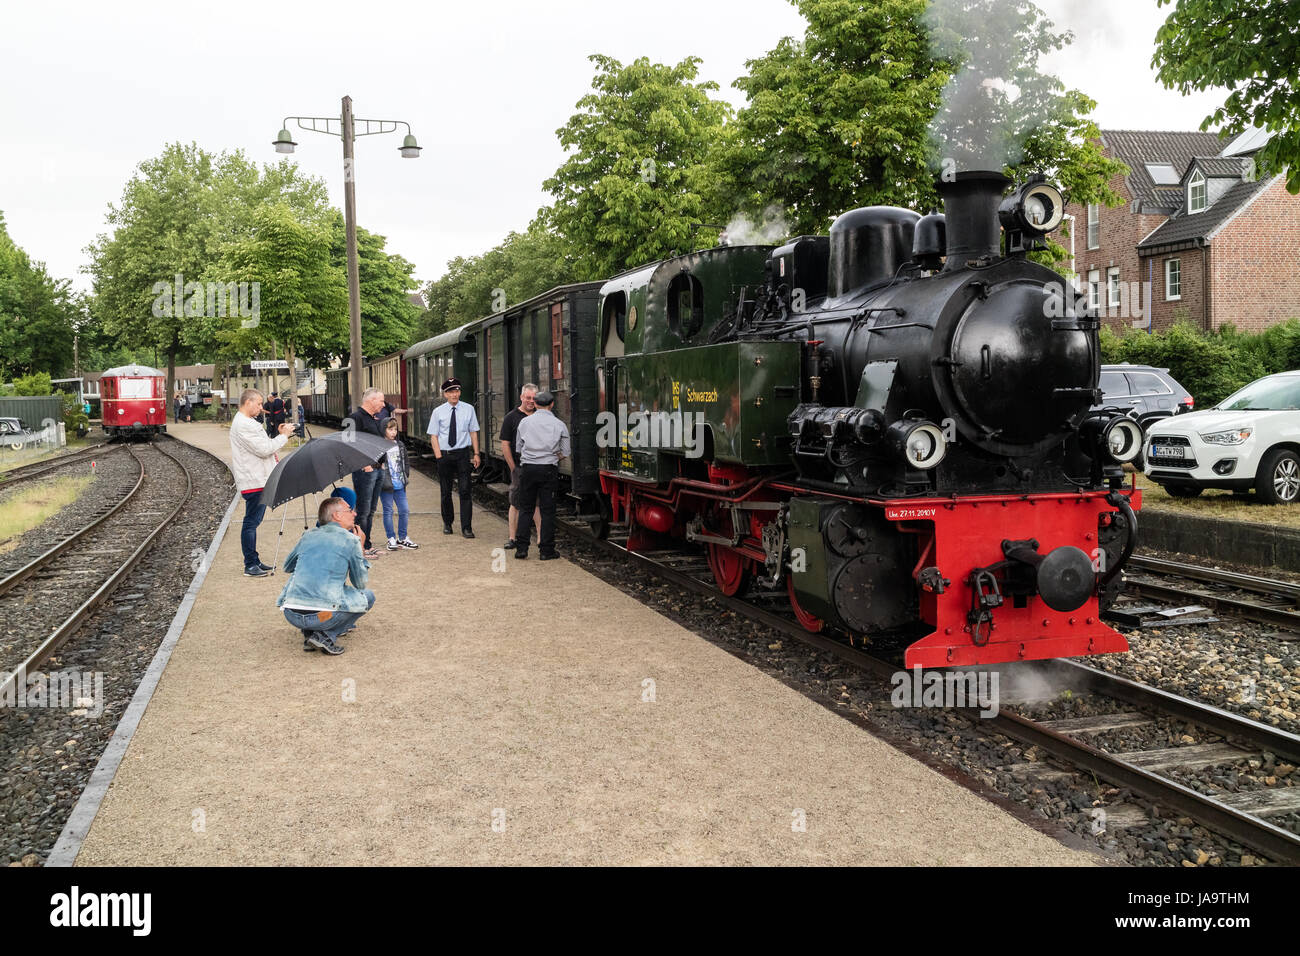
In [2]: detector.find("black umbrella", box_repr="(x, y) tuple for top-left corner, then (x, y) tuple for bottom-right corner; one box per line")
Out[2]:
(261, 431), (396, 510)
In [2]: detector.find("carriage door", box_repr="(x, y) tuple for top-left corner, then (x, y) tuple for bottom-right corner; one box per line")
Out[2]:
(488, 325), (506, 458)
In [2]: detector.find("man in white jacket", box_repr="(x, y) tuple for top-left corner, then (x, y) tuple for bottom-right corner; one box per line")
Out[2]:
(230, 388), (294, 577)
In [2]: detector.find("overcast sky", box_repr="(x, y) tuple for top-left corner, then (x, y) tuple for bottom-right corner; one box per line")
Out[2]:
(0, 0), (1228, 295)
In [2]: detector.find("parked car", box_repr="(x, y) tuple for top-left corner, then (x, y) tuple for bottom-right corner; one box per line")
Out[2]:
(1094, 364), (1194, 469)
(1144, 370), (1300, 503)
(0, 416), (41, 451)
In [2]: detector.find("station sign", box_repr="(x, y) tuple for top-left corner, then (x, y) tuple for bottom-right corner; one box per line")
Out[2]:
(250, 360), (289, 370)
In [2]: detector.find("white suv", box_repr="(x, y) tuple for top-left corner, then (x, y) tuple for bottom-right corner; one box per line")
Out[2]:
(1144, 371), (1300, 503)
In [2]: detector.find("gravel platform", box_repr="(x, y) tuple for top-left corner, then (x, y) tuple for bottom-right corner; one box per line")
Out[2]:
(67, 424), (1095, 866)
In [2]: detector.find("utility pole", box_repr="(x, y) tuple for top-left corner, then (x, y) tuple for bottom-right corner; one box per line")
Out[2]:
(342, 95), (364, 405)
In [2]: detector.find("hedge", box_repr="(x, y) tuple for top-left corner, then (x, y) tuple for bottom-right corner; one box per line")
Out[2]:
(1099, 320), (1300, 408)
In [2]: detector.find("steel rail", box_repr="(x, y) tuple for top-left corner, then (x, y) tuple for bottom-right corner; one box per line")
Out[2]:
(0, 447), (147, 599)
(0, 441), (194, 701)
(1129, 554), (1300, 602)
(0, 441), (118, 488)
(1125, 578), (1300, 630)
(1036, 658), (1300, 764)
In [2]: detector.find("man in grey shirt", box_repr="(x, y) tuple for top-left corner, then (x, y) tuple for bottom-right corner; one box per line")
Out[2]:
(512, 390), (570, 561)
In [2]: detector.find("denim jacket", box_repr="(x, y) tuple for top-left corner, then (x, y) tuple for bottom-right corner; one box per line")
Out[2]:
(275, 523), (371, 612)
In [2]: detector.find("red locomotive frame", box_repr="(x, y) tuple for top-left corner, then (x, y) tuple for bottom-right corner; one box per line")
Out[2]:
(600, 467), (1141, 668)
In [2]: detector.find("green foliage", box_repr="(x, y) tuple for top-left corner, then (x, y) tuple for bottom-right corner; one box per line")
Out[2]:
(213, 203), (348, 368)
(327, 212), (421, 358)
(61, 393), (89, 436)
(421, 221), (575, 339)
(1102, 320), (1300, 407)
(0, 212), (79, 380)
(713, 0), (1126, 239)
(12, 371), (52, 395)
(542, 55), (733, 279)
(1153, 0), (1300, 193)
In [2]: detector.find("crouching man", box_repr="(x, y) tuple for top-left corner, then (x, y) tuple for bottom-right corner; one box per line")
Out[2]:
(276, 497), (376, 656)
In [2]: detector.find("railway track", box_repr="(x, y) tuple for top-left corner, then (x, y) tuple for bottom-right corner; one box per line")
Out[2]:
(1121, 554), (1300, 632)
(463, 479), (1300, 864)
(0, 440), (194, 700)
(0, 441), (116, 490)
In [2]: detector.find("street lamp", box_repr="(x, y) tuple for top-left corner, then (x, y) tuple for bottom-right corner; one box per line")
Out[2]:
(272, 96), (421, 403)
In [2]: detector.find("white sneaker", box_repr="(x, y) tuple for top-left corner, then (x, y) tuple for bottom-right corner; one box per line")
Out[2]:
(387, 537), (400, 550)
(400, 538), (419, 549)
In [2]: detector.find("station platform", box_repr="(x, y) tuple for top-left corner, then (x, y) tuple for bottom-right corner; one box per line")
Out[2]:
(62, 422), (1097, 865)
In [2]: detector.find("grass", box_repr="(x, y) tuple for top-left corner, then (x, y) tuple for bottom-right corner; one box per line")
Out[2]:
(0, 474), (94, 553)
(1133, 471), (1300, 529)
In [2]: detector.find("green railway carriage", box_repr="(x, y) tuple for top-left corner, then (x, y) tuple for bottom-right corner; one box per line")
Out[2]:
(405, 283), (603, 498)
(595, 246), (799, 483)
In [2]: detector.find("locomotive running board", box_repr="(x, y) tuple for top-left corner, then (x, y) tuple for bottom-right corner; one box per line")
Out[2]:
(882, 490), (1139, 669)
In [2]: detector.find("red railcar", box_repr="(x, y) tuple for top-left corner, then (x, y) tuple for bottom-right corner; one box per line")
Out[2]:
(100, 365), (167, 438)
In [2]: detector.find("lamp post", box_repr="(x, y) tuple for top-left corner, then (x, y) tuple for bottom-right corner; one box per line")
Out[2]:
(273, 96), (421, 404)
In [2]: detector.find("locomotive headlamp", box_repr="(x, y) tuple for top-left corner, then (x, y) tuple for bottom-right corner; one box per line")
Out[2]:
(1104, 417), (1144, 463)
(998, 175), (1065, 242)
(887, 420), (947, 470)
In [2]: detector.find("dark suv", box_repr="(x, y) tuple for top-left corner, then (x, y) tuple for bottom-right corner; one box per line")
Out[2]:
(1094, 365), (1194, 468)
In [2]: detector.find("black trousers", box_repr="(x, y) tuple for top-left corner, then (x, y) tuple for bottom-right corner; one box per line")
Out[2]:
(514, 463), (558, 555)
(437, 448), (473, 530)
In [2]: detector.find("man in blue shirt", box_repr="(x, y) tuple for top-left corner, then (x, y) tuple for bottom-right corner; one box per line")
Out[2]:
(277, 497), (375, 656)
(426, 378), (481, 538)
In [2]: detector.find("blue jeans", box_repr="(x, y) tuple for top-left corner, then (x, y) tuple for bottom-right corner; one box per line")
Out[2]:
(241, 489), (267, 569)
(283, 590), (376, 643)
(351, 468), (382, 549)
(380, 486), (409, 540)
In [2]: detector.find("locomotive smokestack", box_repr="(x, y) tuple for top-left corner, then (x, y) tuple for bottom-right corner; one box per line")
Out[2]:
(936, 171), (1011, 270)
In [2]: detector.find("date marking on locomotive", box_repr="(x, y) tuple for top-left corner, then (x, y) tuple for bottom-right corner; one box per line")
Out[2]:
(885, 506), (938, 520)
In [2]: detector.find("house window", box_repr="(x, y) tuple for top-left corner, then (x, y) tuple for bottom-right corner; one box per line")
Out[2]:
(1087, 269), (1101, 311)
(1086, 203), (1100, 249)
(1188, 170), (1207, 214)
(1107, 268), (1121, 308)
(1165, 258), (1181, 300)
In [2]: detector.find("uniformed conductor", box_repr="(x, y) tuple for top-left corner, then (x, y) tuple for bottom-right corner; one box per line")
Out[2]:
(512, 390), (570, 560)
(427, 378), (480, 538)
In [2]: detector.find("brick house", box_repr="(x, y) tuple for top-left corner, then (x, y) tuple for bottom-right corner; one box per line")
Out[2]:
(1063, 129), (1300, 333)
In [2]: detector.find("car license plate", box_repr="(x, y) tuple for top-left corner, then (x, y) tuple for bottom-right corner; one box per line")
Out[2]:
(1151, 444), (1185, 460)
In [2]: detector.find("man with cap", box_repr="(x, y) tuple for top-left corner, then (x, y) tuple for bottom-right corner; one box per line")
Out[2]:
(512, 390), (570, 560)
(426, 378), (480, 538)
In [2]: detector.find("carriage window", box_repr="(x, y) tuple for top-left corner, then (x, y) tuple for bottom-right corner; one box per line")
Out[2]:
(551, 303), (564, 380)
(119, 379), (153, 399)
(667, 273), (704, 339)
(601, 293), (625, 358)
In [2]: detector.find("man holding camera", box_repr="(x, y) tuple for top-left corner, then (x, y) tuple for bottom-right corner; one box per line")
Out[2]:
(230, 388), (294, 577)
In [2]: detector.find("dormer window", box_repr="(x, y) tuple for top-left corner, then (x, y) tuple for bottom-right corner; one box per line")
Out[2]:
(1188, 169), (1207, 214)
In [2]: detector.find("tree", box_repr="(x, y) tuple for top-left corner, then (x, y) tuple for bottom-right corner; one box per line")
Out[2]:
(713, 0), (1125, 237)
(1152, 0), (1300, 193)
(328, 212), (421, 359)
(542, 55), (733, 278)
(84, 144), (333, 415)
(0, 212), (78, 380)
(421, 220), (575, 339)
(210, 202), (348, 378)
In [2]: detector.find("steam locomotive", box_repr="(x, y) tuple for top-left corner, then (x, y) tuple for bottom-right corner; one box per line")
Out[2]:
(308, 168), (1142, 668)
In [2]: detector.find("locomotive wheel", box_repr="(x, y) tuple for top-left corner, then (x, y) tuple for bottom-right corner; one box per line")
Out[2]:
(787, 576), (823, 633)
(707, 543), (751, 597)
